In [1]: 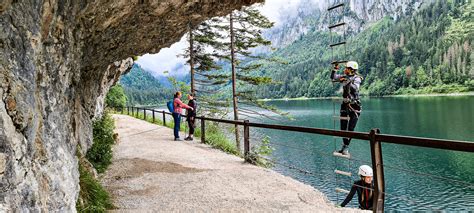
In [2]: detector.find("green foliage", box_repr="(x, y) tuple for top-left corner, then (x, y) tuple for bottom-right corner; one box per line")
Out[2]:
(168, 76), (191, 96)
(76, 153), (113, 212)
(86, 112), (115, 173)
(246, 135), (274, 168)
(202, 122), (240, 156)
(106, 84), (127, 108)
(256, 0), (473, 98)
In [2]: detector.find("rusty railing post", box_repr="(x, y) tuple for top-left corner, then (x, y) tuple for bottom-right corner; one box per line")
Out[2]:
(152, 110), (155, 123)
(370, 128), (385, 213)
(143, 108), (146, 120)
(162, 110), (166, 126)
(201, 117), (205, 143)
(244, 120), (250, 161)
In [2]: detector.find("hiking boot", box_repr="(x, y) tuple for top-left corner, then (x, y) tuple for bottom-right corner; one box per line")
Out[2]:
(185, 137), (193, 141)
(174, 138), (182, 141)
(338, 145), (349, 155)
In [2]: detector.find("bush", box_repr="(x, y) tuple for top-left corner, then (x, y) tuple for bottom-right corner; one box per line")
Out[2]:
(76, 161), (113, 212)
(106, 84), (127, 108)
(246, 136), (273, 168)
(86, 112), (115, 173)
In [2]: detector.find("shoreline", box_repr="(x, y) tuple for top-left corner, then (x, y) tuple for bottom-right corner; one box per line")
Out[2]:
(259, 91), (474, 102)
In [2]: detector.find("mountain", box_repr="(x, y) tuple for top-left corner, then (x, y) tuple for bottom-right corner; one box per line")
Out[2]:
(257, 0), (473, 98)
(120, 64), (172, 105)
(264, 0), (426, 49)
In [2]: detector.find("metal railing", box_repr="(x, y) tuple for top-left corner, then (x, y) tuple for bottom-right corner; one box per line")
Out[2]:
(119, 106), (474, 212)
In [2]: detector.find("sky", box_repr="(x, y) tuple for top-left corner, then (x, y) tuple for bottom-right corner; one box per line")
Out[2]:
(135, 0), (321, 77)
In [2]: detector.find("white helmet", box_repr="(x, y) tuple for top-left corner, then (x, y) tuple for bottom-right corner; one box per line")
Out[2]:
(346, 61), (359, 70)
(359, 165), (373, 177)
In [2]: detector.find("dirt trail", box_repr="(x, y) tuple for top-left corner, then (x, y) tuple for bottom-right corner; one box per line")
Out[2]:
(102, 114), (363, 212)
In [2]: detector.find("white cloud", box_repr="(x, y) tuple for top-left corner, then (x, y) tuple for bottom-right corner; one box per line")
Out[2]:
(135, 35), (189, 77)
(257, 0), (303, 27)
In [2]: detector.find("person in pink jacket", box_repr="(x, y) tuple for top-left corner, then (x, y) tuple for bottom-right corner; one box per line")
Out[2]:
(172, 91), (193, 141)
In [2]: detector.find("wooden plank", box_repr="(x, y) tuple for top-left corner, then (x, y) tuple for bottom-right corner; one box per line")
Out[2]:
(335, 187), (350, 194)
(333, 151), (351, 159)
(334, 169), (352, 177)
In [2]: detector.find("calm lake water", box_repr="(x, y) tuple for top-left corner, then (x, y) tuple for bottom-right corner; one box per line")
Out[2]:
(251, 96), (474, 211)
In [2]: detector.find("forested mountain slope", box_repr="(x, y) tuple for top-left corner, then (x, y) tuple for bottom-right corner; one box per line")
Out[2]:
(258, 0), (473, 98)
(120, 64), (172, 105)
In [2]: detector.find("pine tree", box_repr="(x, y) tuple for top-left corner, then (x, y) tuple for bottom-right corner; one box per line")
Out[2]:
(225, 6), (281, 150)
(181, 18), (232, 118)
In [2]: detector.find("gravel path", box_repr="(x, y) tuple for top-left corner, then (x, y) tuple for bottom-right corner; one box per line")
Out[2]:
(102, 114), (364, 212)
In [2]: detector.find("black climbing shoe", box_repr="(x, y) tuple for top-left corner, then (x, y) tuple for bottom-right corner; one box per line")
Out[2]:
(338, 145), (349, 155)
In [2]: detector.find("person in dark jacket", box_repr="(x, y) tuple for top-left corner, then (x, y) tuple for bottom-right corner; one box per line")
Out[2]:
(340, 165), (374, 210)
(185, 93), (197, 141)
(331, 61), (363, 155)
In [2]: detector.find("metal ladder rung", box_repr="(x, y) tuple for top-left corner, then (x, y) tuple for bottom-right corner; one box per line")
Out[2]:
(327, 3), (344, 11)
(328, 22), (346, 29)
(334, 169), (352, 177)
(333, 116), (350, 121)
(330, 41), (346, 47)
(335, 187), (350, 194)
(333, 151), (351, 159)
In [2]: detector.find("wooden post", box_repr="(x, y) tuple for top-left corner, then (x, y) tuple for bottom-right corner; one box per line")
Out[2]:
(131, 107), (134, 116)
(127, 106), (129, 115)
(370, 128), (385, 213)
(152, 110), (155, 123)
(162, 111), (166, 126)
(121, 106), (124, 114)
(143, 108), (146, 120)
(136, 107), (139, 117)
(244, 120), (250, 161)
(201, 117), (205, 143)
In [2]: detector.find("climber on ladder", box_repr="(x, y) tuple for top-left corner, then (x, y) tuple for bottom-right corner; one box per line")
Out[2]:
(339, 165), (374, 210)
(331, 61), (363, 155)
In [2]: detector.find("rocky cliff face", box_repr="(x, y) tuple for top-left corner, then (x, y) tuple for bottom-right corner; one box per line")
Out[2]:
(265, 0), (426, 48)
(0, 0), (260, 211)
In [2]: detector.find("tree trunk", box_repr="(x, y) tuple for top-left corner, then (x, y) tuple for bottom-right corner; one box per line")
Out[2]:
(230, 12), (241, 151)
(189, 25), (195, 95)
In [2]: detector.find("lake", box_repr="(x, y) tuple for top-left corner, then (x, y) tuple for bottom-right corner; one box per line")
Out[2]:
(250, 95), (474, 211)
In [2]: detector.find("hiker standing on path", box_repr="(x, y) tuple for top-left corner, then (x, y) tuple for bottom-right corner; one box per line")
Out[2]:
(185, 94), (197, 141)
(331, 61), (363, 155)
(173, 91), (193, 141)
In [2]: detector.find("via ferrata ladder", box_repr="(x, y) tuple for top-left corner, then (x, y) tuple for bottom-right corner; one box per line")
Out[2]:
(327, 0), (353, 200)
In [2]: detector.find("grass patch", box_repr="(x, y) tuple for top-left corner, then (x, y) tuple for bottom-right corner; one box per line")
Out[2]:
(76, 159), (113, 212)
(202, 122), (240, 156)
(77, 110), (116, 211)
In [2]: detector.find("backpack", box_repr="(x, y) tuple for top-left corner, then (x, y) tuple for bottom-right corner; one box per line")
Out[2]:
(167, 100), (174, 112)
